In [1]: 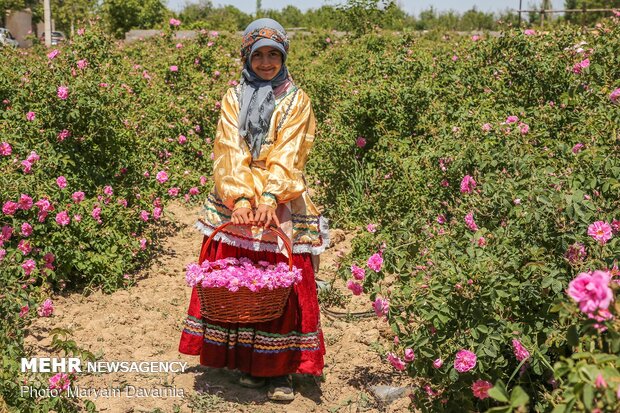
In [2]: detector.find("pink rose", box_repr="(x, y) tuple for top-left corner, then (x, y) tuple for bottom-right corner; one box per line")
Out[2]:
(156, 171), (169, 183)
(472, 380), (493, 400)
(57, 129), (71, 141)
(512, 339), (530, 361)
(170, 65), (178, 72)
(481, 123), (492, 132)
(572, 143), (585, 154)
(367, 253), (383, 272)
(346, 280), (363, 295)
(404, 348), (415, 362)
(454, 349), (477, 373)
(386, 352), (406, 371)
(366, 223), (377, 233)
(57, 86), (69, 100)
(47, 49), (60, 59)
(460, 175), (477, 194)
(178, 134), (187, 144)
(610, 88), (620, 104)
(56, 176), (67, 189)
(38, 298), (54, 317)
(169, 18), (181, 27)
(22, 258), (36, 275)
(587, 221), (613, 245)
(48, 372), (71, 391)
(433, 358), (443, 369)
(26, 111), (36, 121)
(72, 191), (85, 203)
(372, 297), (389, 318)
(350, 264), (365, 280)
(55, 211), (70, 226)
(505, 115), (519, 124)
(0, 142), (12, 156)
(356, 136), (367, 148)
(77, 59), (88, 70)
(464, 211), (478, 231)
(21, 222), (33, 237)
(567, 270), (613, 314)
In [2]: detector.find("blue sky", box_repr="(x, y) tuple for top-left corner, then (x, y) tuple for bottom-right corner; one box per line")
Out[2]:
(167, 1), (566, 15)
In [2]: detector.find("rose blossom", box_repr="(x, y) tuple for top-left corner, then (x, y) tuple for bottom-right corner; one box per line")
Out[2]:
(433, 358), (443, 369)
(21, 222), (33, 237)
(19, 305), (29, 317)
(572, 143), (585, 154)
(346, 280), (363, 295)
(170, 65), (178, 72)
(57, 86), (69, 100)
(505, 115), (519, 124)
(481, 123), (492, 132)
(472, 380), (493, 400)
(156, 171), (169, 183)
(168, 187), (180, 197)
(0, 142), (11, 156)
(55, 211), (70, 226)
(367, 253), (383, 272)
(404, 348), (415, 362)
(77, 59), (88, 70)
(460, 175), (477, 194)
(47, 49), (60, 59)
(72, 191), (85, 203)
(169, 18), (181, 27)
(22, 259), (36, 275)
(104, 185), (113, 196)
(356, 136), (367, 148)
(610, 88), (620, 104)
(587, 221), (613, 245)
(567, 270), (613, 314)
(26, 111), (35, 121)
(91, 207), (102, 223)
(178, 134), (187, 144)
(350, 264), (365, 280)
(56, 176), (67, 189)
(2, 201), (18, 215)
(18, 240), (32, 255)
(372, 297), (389, 318)
(464, 211), (478, 231)
(57, 129), (71, 141)
(512, 339), (530, 361)
(454, 349), (477, 373)
(386, 353), (406, 371)
(49, 372), (71, 391)
(366, 223), (377, 233)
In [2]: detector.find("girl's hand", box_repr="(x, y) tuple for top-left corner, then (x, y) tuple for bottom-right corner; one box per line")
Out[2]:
(254, 204), (280, 228)
(231, 207), (254, 225)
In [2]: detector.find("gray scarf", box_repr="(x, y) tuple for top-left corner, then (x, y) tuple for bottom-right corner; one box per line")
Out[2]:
(238, 63), (289, 159)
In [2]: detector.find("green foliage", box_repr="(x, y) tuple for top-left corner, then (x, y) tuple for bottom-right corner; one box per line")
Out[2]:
(100, 0), (168, 38)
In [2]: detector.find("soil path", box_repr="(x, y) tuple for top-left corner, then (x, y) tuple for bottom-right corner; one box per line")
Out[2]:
(25, 202), (411, 412)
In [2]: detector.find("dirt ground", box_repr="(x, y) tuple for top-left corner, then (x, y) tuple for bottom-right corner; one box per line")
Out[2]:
(25, 202), (413, 413)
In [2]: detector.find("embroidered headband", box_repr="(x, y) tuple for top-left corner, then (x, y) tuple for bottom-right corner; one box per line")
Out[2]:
(241, 26), (289, 61)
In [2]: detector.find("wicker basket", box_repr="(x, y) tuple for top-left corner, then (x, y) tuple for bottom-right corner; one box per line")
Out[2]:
(196, 222), (294, 323)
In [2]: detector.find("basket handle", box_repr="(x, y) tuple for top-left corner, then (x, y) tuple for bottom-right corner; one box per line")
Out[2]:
(201, 222), (294, 270)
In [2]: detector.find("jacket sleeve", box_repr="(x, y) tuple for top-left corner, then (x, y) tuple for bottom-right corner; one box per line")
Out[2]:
(259, 89), (316, 208)
(213, 88), (255, 210)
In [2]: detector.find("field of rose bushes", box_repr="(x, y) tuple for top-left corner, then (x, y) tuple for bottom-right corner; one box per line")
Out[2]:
(1, 14), (620, 412)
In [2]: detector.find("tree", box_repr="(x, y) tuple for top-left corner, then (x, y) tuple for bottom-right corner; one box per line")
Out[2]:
(100, 0), (167, 38)
(179, 0), (212, 24)
(564, 0), (620, 25)
(52, 0), (97, 36)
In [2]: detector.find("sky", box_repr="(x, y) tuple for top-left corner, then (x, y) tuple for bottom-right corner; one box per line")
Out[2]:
(167, 0), (567, 16)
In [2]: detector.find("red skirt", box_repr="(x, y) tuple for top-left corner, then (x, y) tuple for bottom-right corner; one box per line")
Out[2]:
(178, 236), (325, 377)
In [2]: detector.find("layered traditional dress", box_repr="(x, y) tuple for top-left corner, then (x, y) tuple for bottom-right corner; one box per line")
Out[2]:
(178, 81), (330, 377)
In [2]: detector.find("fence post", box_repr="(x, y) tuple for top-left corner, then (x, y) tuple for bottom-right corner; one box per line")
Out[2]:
(581, 3), (586, 28)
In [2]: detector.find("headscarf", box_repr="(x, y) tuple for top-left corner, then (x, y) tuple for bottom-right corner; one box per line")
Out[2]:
(238, 18), (291, 159)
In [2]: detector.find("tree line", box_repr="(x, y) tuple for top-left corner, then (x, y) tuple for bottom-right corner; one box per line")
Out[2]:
(1, 0), (619, 39)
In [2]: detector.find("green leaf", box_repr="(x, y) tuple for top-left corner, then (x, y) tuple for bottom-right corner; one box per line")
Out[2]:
(582, 384), (593, 410)
(488, 380), (510, 403)
(510, 386), (529, 407)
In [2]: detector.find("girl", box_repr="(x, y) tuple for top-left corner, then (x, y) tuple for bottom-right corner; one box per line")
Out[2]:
(178, 18), (330, 401)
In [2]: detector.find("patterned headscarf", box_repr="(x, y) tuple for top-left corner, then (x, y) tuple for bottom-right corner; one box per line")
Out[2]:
(238, 18), (291, 159)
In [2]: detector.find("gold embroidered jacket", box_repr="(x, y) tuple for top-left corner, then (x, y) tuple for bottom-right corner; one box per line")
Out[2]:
(196, 83), (330, 256)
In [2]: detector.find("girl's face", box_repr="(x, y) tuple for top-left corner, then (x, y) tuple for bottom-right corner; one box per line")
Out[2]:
(250, 46), (283, 81)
